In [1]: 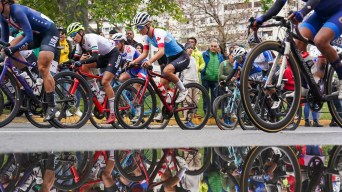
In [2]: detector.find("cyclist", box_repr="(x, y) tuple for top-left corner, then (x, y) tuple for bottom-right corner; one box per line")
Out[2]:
(131, 12), (190, 103)
(66, 22), (122, 124)
(254, 0), (342, 99)
(0, 0), (60, 121)
(111, 33), (147, 82)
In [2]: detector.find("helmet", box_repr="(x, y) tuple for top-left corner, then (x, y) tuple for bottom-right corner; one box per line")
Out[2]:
(248, 34), (262, 45)
(233, 47), (247, 58)
(66, 22), (85, 36)
(112, 33), (127, 42)
(133, 12), (151, 26)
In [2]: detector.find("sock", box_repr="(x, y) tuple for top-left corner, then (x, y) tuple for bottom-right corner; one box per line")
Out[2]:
(331, 59), (342, 80)
(176, 167), (187, 180)
(90, 78), (100, 92)
(176, 80), (186, 92)
(109, 97), (114, 114)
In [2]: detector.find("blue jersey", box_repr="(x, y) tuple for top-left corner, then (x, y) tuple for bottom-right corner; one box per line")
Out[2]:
(254, 50), (273, 71)
(0, 4), (54, 53)
(122, 45), (141, 63)
(142, 28), (183, 57)
(233, 59), (262, 75)
(301, 0), (342, 18)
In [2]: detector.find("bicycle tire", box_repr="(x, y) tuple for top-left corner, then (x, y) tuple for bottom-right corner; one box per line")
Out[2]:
(147, 94), (170, 130)
(213, 92), (239, 130)
(240, 41), (301, 132)
(50, 71), (92, 128)
(0, 71), (21, 127)
(174, 83), (210, 130)
(53, 151), (94, 191)
(114, 78), (156, 129)
(237, 101), (256, 130)
(285, 106), (302, 131)
(212, 95), (222, 114)
(114, 149), (157, 182)
(176, 147), (212, 176)
(326, 66), (342, 128)
(241, 146), (302, 192)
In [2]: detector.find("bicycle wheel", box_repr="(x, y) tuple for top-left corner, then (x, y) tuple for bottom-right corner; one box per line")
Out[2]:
(214, 92), (239, 130)
(326, 146), (342, 191)
(241, 146), (301, 192)
(174, 83), (210, 130)
(53, 151), (94, 191)
(176, 147), (212, 175)
(50, 71), (92, 128)
(90, 87), (120, 129)
(114, 78), (156, 129)
(0, 71), (21, 127)
(114, 149), (157, 182)
(237, 102), (256, 130)
(24, 96), (52, 128)
(327, 67), (342, 128)
(212, 95), (222, 114)
(0, 153), (21, 192)
(240, 41), (301, 132)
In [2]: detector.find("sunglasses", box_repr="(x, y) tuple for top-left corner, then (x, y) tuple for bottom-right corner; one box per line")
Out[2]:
(114, 40), (121, 45)
(69, 32), (77, 38)
(136, 25), (145, 31)
(234, 56), (243, 60)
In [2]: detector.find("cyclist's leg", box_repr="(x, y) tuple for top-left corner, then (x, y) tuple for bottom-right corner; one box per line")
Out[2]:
(102, 152), (115, 188)
(8, 35), (28, 69)
(296, 12), (322, 52)
(118, 71), (130, 82)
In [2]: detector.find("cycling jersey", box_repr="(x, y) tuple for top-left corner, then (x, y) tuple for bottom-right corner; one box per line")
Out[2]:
(74, 33), (116, 56)
(254, 51), (273, 71)
(233, 59), (262, 75)
(142, 28), (183, 57)
(1, 4), (55, 53)
(121, 45), (140, 63)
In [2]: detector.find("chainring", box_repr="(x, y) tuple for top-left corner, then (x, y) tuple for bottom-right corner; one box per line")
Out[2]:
(307, 156), (324, 180)
(93, 106), (105, 119)
(306, 90), (323, 112)
(162, 106), (173, 119)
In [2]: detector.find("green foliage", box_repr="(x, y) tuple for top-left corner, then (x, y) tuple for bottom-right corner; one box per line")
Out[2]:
(259, 0), (274, 13)
(18, 0), (185, 30)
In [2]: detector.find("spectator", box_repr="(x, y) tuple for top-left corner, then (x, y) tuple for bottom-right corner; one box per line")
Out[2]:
(108, 29), (118, 39)
(217, 45), (224, 58)
(99, 31), (105, 37)
(126, 29), (138, 46)
(187, 37), (205, 76)
(223, 47), (229, 60)
(201, 40), (224, 114)
(218, 47), (235, 88)
(135, 43), (143, 54)
(58, 27), (73, 64)
(181, 43), (200, 128)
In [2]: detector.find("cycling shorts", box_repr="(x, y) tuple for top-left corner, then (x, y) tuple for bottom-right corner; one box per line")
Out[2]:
(167, 51), (190, 73)
(300, 10), (342, 39)
(96, 48), (122, 75)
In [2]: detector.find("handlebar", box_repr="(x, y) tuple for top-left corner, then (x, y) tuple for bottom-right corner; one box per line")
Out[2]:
(0, 40), (11, 48)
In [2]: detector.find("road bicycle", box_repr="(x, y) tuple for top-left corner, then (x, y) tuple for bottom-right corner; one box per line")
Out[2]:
(114, 65), (210, 130)
(240, 16), (342, 132)
(114, 148), (211, 190)
(0, 40), (92, 128)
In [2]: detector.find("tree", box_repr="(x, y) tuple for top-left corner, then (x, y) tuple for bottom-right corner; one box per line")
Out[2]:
(18, 0), (184, 31)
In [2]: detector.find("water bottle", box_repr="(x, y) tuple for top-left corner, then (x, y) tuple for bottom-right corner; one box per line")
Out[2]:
(4, 80), (15, 94)
(97, 91), (105, 104)
(166, 89), (175, 103)
(20, 72), (34, 87)
(301, 51), (314, 69)
(33, 78), (43, 96)
(157, 83), (167, 97)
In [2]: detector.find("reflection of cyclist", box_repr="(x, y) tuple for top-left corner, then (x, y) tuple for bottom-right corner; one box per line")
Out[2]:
(131, 12), (190, 103)
(255, 0), (342, 99)
(66, 22), (122, 124)
(159, 157), (189, 192)
(0, 0), (61, 120)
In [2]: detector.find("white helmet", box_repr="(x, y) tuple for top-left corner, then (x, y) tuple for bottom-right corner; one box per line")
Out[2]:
(112, 33), (127, 42)
(133, 12), (151, 26)
(233, 47), (247, 58)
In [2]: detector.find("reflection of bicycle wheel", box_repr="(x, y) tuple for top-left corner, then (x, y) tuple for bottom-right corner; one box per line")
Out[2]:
(214, 92), (239, 130)
(241, 146), (301, 192)
(326, 146), (342, 192)
(0, 153), (20, 192)
(114, 149), (157, 182)
(53, 151), (93, 191)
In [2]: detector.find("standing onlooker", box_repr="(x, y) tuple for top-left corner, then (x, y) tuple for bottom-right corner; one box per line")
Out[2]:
(58, 27), (73, 64)
(126, 29), (138, 46)
(187, 37), (205, 76)
(202, 40), (224, 114)
(182, 43), (200, 128)
(108, 29), (118, 39)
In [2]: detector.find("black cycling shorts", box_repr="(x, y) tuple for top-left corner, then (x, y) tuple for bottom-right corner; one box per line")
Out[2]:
(167, 51), (190, 73)
(104, 184), (120, 192)
(96, 47), (122, 75)
(27, 23), (60, 62)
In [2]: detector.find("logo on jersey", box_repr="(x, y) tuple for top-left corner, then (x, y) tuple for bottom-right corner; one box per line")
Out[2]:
(156, 37), (161, 42)
(49, 36), (59, 47)
(126, 46), (131, 53)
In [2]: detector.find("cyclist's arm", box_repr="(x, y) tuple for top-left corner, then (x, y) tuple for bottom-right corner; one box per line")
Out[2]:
(258, 0), (287, 22)
(225, 61), (238, 82)
(263, 51), (274, 65)
(10, 11), (33, 53)
(132, 36), (149, 64)
(0, 17), (10, 43)
(78, 38), (99, 64)
(146, 29), (167, 64)
(148, 47), (164, 64)
(300, 0), (320, 16)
